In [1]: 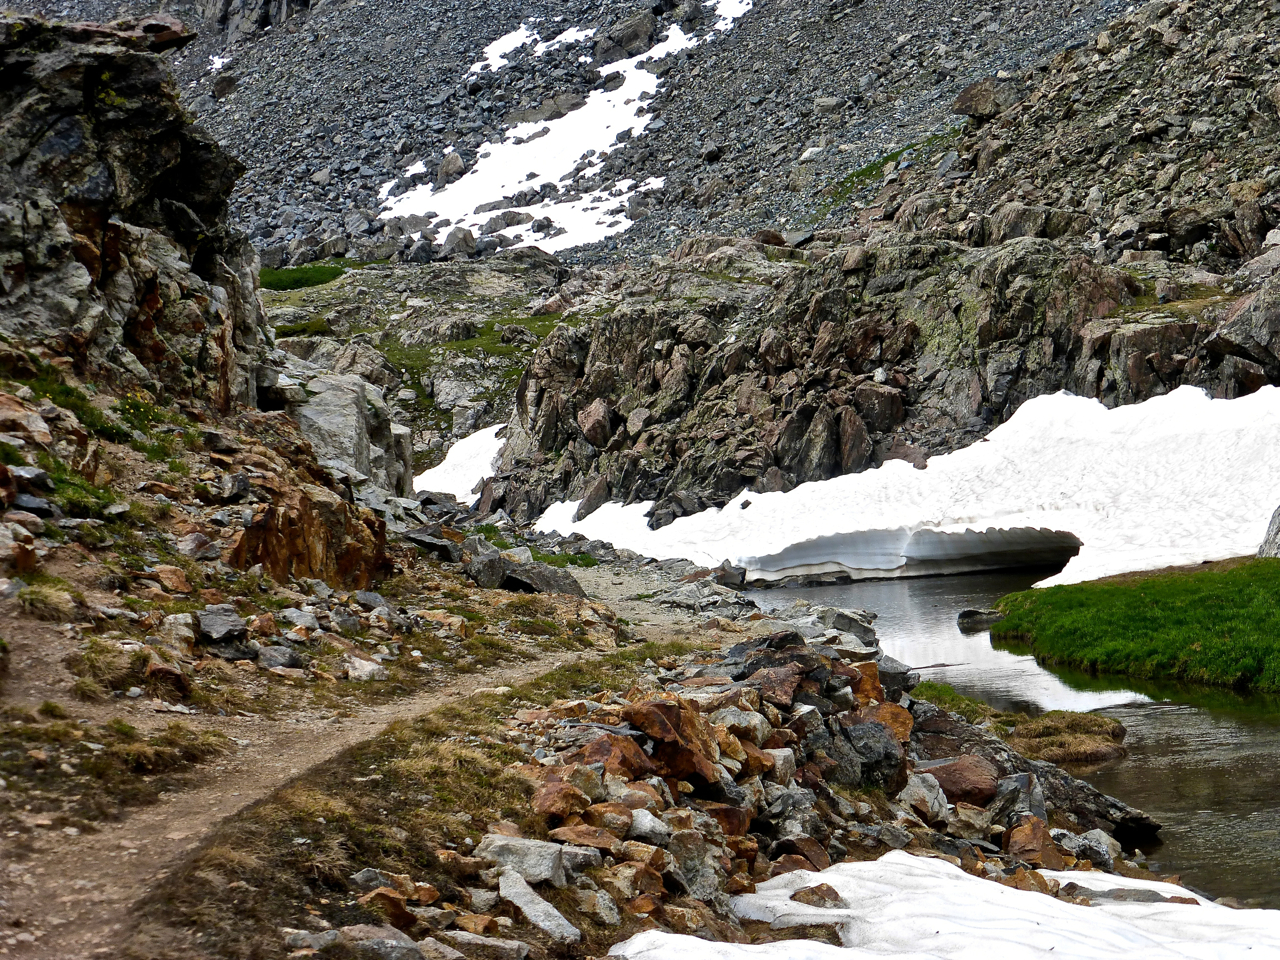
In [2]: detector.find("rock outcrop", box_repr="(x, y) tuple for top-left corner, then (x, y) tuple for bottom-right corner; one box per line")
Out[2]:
(0, 13), (271, 412)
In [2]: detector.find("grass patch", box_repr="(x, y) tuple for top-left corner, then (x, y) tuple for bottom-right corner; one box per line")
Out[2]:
(912, 681), (1126, 765)
(274, 316), (332, 338)
(18, 584), (77, 621)
(992, 558), (1280, 693)
(532, 549), (598, 568)
(473, 524), (512, 550)
(0, 716), (230, 825)
(0, 441), (24, 466)
(10, 362), (130, 443)
(260, 262), (346, 291)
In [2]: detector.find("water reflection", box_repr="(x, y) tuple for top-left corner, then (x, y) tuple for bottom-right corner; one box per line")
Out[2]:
(753, 570), (1280, 907)
(751, 570), (1152, 714)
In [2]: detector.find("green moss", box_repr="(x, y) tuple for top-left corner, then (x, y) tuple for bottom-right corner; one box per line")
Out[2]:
(531, 549), (598, 568)
(260, 262), (346, 291)
(274, 316), (332, 338)
(992, 558), (1280, 692)
(0, 441), (24, 466)
(11, 363), (130, 443)
(37, 451), (117, 519)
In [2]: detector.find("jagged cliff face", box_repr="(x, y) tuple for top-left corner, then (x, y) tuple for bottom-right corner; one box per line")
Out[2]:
(0, 13), (270, 413)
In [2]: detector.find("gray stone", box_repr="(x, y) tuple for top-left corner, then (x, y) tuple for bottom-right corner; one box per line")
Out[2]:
(572, 886), (621, 925)
(278, 607), (320, 631)
(1050, 827), (1121, 870)
(418, 937), (465, 960)
(474, 835), (566, 887)
(497, 869), (580, 943)
(197, 604), (248, 644)
(627, 808), (672, 845)
(440, 227), (476, 258)
(710, 706), (772, 746)
(177, 532), (222, 560)
(559, 843), (603, 875)
(349, 867), (397, 891)
(258, 645), (307, 669)
(439, 930), (529, 960)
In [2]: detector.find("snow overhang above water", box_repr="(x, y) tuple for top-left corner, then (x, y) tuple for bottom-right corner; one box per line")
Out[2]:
(380, 0), (753, 252)
(413, 423), (506, 505)
(609, 851), (1280, 960)
(536, 386), (1280, 586)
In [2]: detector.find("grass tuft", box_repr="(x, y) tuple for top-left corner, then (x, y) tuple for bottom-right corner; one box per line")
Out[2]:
(260, 263), (346, 290)
(18, 584), (77, 621)
(993, 558), (1280, 692)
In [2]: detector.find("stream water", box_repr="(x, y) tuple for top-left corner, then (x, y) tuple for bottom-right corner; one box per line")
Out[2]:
(753, 571), (1280, 908)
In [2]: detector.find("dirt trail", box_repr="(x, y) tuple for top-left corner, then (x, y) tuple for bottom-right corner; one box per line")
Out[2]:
(0, 567), (705, 959)
(0, 650), (600, 959)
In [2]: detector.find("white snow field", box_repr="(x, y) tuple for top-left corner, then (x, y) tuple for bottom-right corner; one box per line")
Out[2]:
(609, 851), (1280, 960)
(412, 423), (506, 504)
(536, 386), (1280, 586)
(380, 0), (753, 251)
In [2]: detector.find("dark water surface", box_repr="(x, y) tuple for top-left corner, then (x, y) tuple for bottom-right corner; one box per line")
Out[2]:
(753, 572), (1280, 907)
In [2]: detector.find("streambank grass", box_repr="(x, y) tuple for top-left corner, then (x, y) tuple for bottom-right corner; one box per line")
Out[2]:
(992, 557), (1280, 693)
(912, 681), (1127, 764)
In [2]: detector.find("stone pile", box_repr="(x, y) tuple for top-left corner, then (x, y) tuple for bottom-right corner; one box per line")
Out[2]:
(313, 608), (1159, 957)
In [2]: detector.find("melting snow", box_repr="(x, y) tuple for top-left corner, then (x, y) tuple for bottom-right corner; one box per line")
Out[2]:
(610, 851), (1280, 960)
(412, 424), (506, 504)
(467, 24), (538, 75)
(380, 0), (753, 251)
(536, 386), (1280, 586)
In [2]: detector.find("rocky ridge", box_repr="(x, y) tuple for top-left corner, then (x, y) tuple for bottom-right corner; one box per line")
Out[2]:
(467, 0), (1280, 529)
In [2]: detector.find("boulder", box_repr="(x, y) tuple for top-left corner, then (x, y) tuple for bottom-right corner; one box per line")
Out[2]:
(474, 835), (567, 888)
(196, 604), (247, 645)
(497, 871), (580, 943)
(920, 755), (999, 806)
(952, 76), (1024, 120)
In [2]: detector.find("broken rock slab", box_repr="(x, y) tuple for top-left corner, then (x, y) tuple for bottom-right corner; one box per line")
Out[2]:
(497, 869), (581, 943)
(474, 835), (567, 887)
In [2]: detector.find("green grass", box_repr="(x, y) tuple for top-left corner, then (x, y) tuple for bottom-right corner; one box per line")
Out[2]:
(0, 441), (24, 466)
(273, 316), (332, 338)
(993, 558), (1280, 693)
(10, 363), (130, 443)
(532, 549), (598, 568)
(259, 262), (346, 291)
(37, 451), (117, 518)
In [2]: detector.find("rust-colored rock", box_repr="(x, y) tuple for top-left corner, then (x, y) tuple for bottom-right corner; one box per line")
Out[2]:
(769, 854), (818, 877)
(695, 801), (752, 836)
(772, 836), (830, 871)
(577, 732), (660, 780)
(532, 781), (592, 818)
(548, 825), (625, 856)
(0, 396), (52, 447)
(1005, 816), (1067, 870)
(455, 914), (501, 935)
(739, 740), (776, 777)
(599, 862), (665, 902)
(791, 882), (846, 908)
(152, 565), (192, 594)
(926, 755), (1000, 806)
(743, 664), (806, 707)
(583, 802), (634, 835)
(620, 697), (722, 785)
(357, 887), (418, 930)
(228, 480), (387, 588)
(859, 702), (914, 742)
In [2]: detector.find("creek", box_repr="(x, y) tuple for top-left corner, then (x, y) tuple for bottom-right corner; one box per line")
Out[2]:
(753, 570), (1280, 907)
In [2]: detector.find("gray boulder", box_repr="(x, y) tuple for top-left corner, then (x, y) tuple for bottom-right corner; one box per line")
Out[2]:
(497, 870), (580, 943)
(474, 835), (566, 887)
(197, 604), (247, 644)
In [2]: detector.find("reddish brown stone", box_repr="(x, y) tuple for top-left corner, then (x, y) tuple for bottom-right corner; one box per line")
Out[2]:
(582, 802), (634, 835)
(859, 702), (914, 742)
(549, 825), (624, 857)
(531, 781), (592, 818)
(578, 732), (660, 780)
(726, 874), (757, 894)
(455, 914), (500, 935)
(621, 698), (722, 785)
(694, 801), (752, 836)
(769, 854), (817, 877)
(739, 739), (776, 778)
(772, 836), (830, 871)
(744, 664), (805, 707)
(1005, 816), (1067, 870)
(790, 882), (845, 908)
(357, 888), (417, 930)
(926, 755), (1000, 807)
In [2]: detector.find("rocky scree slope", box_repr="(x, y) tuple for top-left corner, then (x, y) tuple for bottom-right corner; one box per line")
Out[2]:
(475, 0), (1280, 529)
(69, 0), (1128, 265)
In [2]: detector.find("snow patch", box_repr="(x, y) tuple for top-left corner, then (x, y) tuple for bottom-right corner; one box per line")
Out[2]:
(468, 24), (537, 75)
(381, 0), (753, 251)
(610, 851), (1280, 960)
(536, 386), (1280, 586)
(209, 55), (231, 71)
(412, 424), (507, 504)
